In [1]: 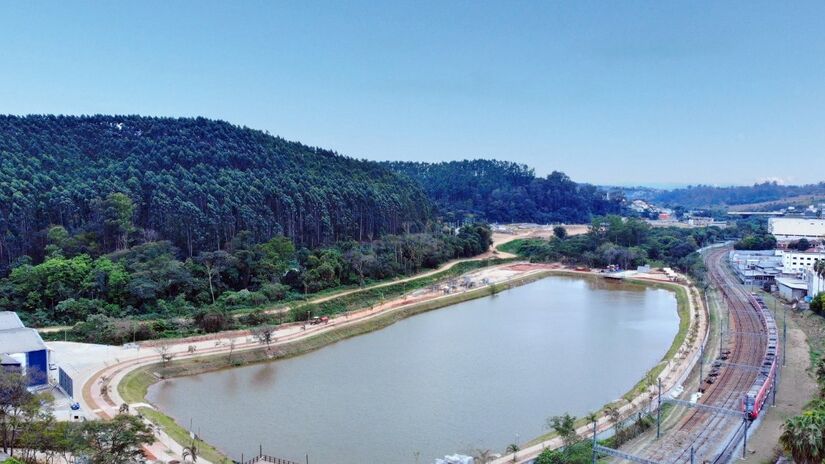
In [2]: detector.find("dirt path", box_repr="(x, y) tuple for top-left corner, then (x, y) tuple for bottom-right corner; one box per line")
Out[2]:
(743, 300), (820, 461)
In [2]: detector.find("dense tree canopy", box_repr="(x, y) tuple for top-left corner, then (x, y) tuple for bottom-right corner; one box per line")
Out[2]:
(0, 115), (432, 272)
(386, 160), (625, 224)
(505, 216), (723, 281)
(0, 223), (492, 330)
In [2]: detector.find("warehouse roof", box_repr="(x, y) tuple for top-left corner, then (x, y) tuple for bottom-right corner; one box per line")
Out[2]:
(776, 277), (809, 291)
(0, 328), (47, 354)
(0, 311), (24, 331)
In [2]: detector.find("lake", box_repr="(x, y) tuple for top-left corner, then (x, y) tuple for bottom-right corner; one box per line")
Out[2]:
(147, 275), (678, 464)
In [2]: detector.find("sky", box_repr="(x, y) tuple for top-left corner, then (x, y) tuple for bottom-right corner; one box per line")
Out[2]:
(1, 1), (824, 186)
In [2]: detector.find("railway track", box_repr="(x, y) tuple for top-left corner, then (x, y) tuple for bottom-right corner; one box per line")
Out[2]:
(642, 247), (767, 463)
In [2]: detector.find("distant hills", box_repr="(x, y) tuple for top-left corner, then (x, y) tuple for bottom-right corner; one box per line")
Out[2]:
(646, 182), (825, 210)
(386, 159), (625, 224)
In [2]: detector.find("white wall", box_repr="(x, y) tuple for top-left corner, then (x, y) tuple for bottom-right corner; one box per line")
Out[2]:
(808, 269), (825, 296)
(769, 218), (825, 240)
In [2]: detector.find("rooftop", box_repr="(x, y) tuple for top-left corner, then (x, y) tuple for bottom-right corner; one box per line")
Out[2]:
(0, 313), (48, 354)
(775, 277), (809, 291)
(0, 311), (24, 331)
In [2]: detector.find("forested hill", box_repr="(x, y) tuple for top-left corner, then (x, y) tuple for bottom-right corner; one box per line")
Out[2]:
(651, 182), (825, 208)
(386, 159), (624, 224)
(0, 115), (431, 267)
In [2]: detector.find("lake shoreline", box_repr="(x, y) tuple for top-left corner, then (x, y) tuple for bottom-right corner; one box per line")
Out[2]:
(116, 270), (691, 463)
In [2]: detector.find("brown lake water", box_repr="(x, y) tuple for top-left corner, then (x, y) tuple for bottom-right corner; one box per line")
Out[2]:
(147, 276), (677, 464)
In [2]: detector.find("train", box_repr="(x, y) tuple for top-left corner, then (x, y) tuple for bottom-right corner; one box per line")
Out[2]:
(742, 294), (779, 420)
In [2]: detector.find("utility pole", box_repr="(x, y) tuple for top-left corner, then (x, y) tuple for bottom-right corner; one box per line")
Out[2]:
(656, 378), (662, 439)
(591, 417), (598, 464)
(783, 302), (788, 366)
(690, 446), (695, 464)
(699, 345), (704, 391)
(742, 417), (750, 458)
(772, 370), (777, 407)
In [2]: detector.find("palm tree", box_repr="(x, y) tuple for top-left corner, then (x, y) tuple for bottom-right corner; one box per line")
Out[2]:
(505, 443), (520, 462)
(182, 441), (198, 463)
(780, 411), (825, 463)
(814, 259), (825, 293)
(472, 449), (494, 464)
(585, 412), (599, 437)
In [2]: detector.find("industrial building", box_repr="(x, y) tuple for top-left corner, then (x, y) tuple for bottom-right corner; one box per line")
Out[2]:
(768, 217), (825, 241)
(0, 311), (50, 387)
(728, 250), (783, 286)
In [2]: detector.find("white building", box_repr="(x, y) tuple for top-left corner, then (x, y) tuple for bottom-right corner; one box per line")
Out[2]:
(781, 250), (825, 274)
(807, 268), (825, 297)
(768, 217), (825, 241)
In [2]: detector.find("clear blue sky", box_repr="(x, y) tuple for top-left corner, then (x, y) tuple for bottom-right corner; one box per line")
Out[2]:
(2, 1), (824, 186)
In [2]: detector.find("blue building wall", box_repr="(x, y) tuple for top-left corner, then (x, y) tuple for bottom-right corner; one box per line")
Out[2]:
(25, 349), (48, 386)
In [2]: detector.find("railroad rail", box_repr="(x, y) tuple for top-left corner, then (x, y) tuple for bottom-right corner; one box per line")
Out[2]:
(640, 247), (777, 463)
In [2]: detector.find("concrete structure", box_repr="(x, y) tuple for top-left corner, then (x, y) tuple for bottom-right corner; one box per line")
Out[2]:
(768, 217), (825, 241)
(782, 250), (825, 273)
(0, 311), (50, 387)
(806, 268), (825, 297)
(776, 277), (809, 301)
(728, 250), (783, 286)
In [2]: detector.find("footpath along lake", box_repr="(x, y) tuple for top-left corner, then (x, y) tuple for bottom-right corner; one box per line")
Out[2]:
(147, 275), (678, 464)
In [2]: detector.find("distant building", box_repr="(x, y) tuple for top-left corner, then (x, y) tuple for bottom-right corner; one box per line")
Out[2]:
(768, 217), (825, 241)
(0, 312), (50, 387)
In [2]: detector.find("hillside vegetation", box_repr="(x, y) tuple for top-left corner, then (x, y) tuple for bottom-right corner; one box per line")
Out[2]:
(0, 115), (431, 269)
(505, 215), (723, 281)
(387, 159), (624, 224)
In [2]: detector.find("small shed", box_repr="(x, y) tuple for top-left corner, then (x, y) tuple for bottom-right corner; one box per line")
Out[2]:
(776, 277), (809, 302)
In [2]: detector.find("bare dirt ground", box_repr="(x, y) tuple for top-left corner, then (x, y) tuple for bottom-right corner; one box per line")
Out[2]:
(744, 301), (823, 462)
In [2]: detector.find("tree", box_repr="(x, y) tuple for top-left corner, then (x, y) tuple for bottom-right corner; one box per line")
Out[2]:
(553, 226), (568, 240)
(227, 338), (237, 363)
(546, 413), (578, 449)
(99, 193), (135, 251)
(812, 293), (825, 314)
(780, 410), (825, 464)
(472, 449), (494, 464)
(155, 344), (175, 367)
(196, 251), (233, 304)
(0, 371), (37, 455)
(505, 443), (520, 462)
(251, 325), (275, 350)
(76, 413), (155, 464)
(258, 236), (296, 282)
(605, 404), (622, 434)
